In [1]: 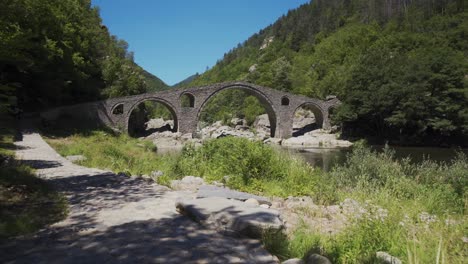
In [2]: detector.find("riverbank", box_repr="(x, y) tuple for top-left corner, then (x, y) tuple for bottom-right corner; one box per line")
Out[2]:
(45, 128), (467, 263)
(141, 115), (353, 150)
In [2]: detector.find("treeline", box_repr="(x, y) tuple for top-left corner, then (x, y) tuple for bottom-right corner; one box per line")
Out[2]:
(187, 0), (468, 146)
(0, 0), (167, 113)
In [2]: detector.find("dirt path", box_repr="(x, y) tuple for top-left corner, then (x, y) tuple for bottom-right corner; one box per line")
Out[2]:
(0, 129), (277, 264)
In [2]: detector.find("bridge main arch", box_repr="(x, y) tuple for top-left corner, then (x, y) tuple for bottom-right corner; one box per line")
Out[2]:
(125, 97), (179, 135)
(196, 83), (278, 137)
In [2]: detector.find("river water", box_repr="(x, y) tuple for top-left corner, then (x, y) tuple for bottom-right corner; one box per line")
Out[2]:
(285, 146), (468, 172)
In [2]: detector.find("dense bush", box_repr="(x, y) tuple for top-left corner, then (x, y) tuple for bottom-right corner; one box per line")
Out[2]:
(172, 137), (319, 197)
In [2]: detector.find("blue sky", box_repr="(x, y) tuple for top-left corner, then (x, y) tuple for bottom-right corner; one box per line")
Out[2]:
(92, 0), (310, 85)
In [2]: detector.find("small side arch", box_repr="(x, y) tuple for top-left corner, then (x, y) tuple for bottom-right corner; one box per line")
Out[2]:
(180, 92), (195, 108)
(281, 96), (290, 106)
(294, 102), (325, 129)
(111, 103), (124, 115)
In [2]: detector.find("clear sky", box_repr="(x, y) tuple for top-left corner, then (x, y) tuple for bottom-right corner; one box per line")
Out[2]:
(91, 0), (310, 85)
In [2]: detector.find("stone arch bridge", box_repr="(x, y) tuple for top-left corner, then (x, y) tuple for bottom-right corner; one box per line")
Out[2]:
(41, 82), (340, 139)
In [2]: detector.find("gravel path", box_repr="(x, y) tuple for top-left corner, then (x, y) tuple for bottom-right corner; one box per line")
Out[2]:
(0, 128), (277, 264)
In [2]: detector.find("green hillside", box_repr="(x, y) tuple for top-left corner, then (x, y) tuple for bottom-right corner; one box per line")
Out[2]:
(187, 0), (468, 146)
(173, 73), (199, 88)
(141, 69), (169, 91)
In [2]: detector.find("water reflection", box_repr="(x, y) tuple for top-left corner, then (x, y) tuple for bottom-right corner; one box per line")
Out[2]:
(284, 148), (349, 172)
(286, 146), (468, 172)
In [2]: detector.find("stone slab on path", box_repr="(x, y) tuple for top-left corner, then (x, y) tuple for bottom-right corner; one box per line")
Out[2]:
(197, 185), (271, 205)
(176, 197), (283, 238)
(0, 124), (278, 264)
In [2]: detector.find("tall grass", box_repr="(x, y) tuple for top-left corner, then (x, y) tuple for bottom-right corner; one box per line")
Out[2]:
(285, 143), (467, 263)
(172, 137), (321, 197)
(46, 130), (177, 177)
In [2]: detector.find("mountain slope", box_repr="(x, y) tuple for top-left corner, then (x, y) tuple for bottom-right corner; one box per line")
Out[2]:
(141, 69), (169, 91)
(173, 73), (199, 88)
(186, 0), (468, 145)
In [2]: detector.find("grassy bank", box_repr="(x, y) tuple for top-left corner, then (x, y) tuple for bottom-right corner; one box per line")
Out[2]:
(284, 145), (467, 263)
(45, 130), (177, 177)
(45, 130), (467, 263)
(0, 116), (67, 238)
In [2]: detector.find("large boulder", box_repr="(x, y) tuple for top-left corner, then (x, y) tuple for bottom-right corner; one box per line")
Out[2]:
(152, 137), (183, 149)
(253, 114), (270, 133)
(231, 117), (246, 126)
(282, 258), (304, 264)
(304, 254), (331, 264)
(66, 155), (86, 163)
(197, 185), (271, 205)
(282, 129), (352, 148)
(145, 118), (171, 130)
(170, 176), (206, 191)
(176, 197), (283, 238)
(376, 252), (402, 264)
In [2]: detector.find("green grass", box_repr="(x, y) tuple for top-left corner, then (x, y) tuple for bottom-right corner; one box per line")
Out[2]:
(0, 114), (67, 238)
(45, 129), (178, 177)
(44, 131), (467, 263)
(280, 144), (467, 263)
(170, 137), (321, 197)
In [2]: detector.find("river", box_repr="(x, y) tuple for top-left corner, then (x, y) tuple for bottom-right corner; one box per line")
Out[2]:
(285, 146), (468, 172)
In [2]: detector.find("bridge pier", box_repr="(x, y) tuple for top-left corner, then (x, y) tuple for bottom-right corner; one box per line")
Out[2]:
(276, 111), (294, 139)
(178, 108), (198, 135)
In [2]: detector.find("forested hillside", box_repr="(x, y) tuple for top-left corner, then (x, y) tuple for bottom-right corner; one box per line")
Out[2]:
(142, 70), (168, 92)
(0, 0), (167, 113)
(187, 0), (468, 146)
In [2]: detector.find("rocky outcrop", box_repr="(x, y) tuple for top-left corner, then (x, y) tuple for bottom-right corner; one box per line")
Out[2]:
(304, 254), (332, 264)
(260, 36), (274, 50)
(143, 114), (352, 150)
(176, 197), (283, 238)
(170, 177), (282, 240)
(197, 185), (271, 205)
(145, 118), (174, 130)
(170, 176), (206, 191)
(282, 258), (304, 264)
(282, 129), (352, 148)
(376, 252), (402, 264)
(65, 155), (86, 162)
(199, 117), (269, 141)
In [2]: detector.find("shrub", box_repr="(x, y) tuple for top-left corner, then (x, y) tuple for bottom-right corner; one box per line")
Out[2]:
(173, 137), (321, 197)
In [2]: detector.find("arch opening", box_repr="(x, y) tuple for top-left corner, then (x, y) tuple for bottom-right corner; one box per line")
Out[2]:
(181, 93), (195, 108)
(196, 85), (277, 138)
(281, 96), (290, 106)
(127, 99), (178, 138)
(112, 103), (124, 115)
(292, 103), (324, 137)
